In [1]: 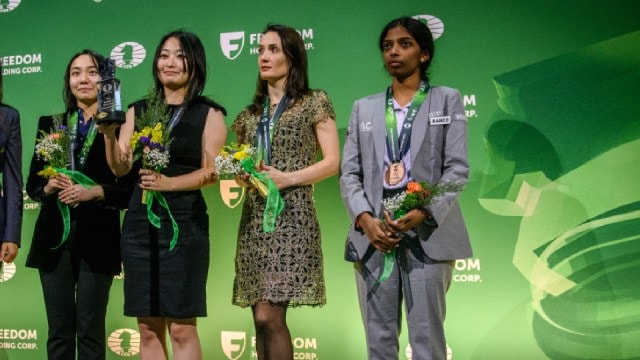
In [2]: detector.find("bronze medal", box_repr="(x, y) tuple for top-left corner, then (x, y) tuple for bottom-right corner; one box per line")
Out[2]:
(385, 161), (405, 186)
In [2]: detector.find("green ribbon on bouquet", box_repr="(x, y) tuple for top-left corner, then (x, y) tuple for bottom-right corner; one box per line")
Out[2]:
(240, 157), (284, 232)
(44, 166), (97, 249)
(144, 190), (180, 251)
(377, 208), (407, 283)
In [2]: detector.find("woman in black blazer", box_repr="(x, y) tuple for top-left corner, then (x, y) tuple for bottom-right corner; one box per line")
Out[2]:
(25, 50), (134, 360)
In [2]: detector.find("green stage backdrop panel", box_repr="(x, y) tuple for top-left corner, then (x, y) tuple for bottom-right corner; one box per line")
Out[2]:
(1, 0), (639, 359)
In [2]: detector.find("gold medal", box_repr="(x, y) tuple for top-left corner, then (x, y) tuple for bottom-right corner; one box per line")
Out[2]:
(385, 161), (405, 186)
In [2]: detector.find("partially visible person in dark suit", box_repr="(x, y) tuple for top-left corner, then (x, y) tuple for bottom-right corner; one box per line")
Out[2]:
(0, 62), (23, 265)
(25, 50), (134, 360)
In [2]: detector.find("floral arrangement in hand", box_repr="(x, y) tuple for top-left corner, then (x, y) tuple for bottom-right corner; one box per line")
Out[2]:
(215, 143), (255, 177)
(130, 89), (180, 250)
(130, 90), (172, 172)
(35, 115), (71, 178)
(382, 180), (465, 218)
(214, 142), (283, 232)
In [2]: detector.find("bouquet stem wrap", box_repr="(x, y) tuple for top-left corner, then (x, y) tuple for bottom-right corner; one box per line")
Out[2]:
(379, 208), (406, 283)
(46, 166), (97, 249)
(144, 190), (180, 251)
(240, 157), (284, 232)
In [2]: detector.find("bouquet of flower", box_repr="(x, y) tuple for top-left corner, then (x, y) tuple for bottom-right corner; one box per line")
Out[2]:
(377, 180), (464, 283)
(214, 143), (268, 197)
(382, 180), (465, 218)
(35, 115), (71, 178)
(214, 142), (283, 232)
(130, 89), (172, 172)
(215, 143), (255, 177)
(34, 114), (98, 248)
(130, 89), (179, 250)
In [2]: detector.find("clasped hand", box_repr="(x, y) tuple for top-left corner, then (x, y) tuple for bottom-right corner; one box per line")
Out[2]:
(234, 161), (292, 190)
(45, 174), (90, 206)
(139, 169), (170, 191)
(360, 209), (428, 253)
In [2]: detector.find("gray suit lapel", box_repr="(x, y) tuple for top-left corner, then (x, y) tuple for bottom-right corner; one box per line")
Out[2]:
(410, 90), (431, 171)
(373, 95), (387, 173)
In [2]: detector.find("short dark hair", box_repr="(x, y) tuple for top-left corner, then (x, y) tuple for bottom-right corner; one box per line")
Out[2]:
(249, 24), (309, 114)
(152, 30), (207, 105)
(379, 17), (435, 82)
(63, 50), (105, 113)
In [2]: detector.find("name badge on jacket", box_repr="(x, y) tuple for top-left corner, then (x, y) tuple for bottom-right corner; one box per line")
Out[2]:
(429, 115), (451, 126)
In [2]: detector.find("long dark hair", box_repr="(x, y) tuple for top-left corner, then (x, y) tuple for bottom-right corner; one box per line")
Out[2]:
(63, 49), (105, 113)
(152, 30), (207, 105)
(249, 24), (309, 114)
(379, 17), (435, 82)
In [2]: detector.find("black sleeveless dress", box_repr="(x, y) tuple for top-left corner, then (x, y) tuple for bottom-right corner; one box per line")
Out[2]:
(121, 97), (224, 318)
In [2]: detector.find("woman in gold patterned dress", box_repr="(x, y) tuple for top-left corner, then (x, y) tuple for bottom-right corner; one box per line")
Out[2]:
(231, 24), (340, 360)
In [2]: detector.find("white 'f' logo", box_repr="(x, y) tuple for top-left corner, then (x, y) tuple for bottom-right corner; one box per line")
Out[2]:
(221, 331), (246, 360)
(220, 32), (245, 60)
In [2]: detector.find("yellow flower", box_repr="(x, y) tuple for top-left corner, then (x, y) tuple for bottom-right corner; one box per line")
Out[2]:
(151, 123), (163, 143)
(130, 132), (141, 151)
(219, 150), (229, 158)
(37, 166), (58, 178)
(233, 149), (248, 160)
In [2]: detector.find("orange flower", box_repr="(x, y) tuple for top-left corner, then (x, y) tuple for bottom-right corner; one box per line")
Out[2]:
(407, 181), (422, 193)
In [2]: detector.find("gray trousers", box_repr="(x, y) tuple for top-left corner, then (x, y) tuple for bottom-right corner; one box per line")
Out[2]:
(355, 239), (454, 360)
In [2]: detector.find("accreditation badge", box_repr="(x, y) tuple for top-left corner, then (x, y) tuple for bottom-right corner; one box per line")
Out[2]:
(385, 161), (405, 186)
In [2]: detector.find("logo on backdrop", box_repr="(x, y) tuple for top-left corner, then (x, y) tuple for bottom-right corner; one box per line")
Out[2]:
(219, 28), (315, 60)
(0, 0), (20, 13)
(412, 15), (444, 40)
(463, 94), (478, 118)
(221, 331), (319, 359)
(454, 258), (482, 283)
(221, 331), (247, 360)
(1, 53), (43, 76)
(0, 261), (17, 282)
(220, 179), (246, 208)
(220, 32), (246, 60)
(110, 42), (146, 69)
(108, 328), (140, 356)
(0, 329), (38, 350)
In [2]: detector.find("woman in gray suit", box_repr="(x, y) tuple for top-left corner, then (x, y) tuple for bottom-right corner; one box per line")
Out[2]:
(0, 62), (22, 265)
(340, 17), (472, 360)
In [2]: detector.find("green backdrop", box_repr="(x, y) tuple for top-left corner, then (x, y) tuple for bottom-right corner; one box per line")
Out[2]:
(1, 0), (639, 359)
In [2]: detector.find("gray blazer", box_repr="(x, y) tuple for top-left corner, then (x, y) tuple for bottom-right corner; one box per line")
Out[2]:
(340, 86), (472, 262)
(0, 104), (23, 246)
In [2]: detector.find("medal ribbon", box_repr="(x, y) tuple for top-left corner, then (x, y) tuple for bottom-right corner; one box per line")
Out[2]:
(379, 82), (429, 283)
(68, 111), (98, 170)
(384, 81), (429, 163)
(256, 95), (289, 166)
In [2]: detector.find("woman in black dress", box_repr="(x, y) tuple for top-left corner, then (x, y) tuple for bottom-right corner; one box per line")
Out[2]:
(26, 50), (134, 360)
(101, 31), (226, 359)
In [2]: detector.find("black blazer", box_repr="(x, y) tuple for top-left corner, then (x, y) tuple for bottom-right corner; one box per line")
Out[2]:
(0, 104), (23, 246)
(26, 113), (135, 275)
